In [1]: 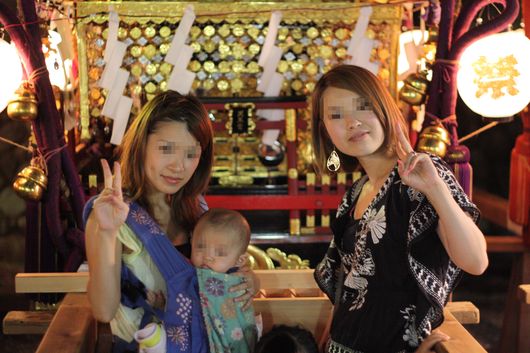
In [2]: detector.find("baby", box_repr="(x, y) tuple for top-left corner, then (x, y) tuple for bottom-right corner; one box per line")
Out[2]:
(135, 208), (257, 353)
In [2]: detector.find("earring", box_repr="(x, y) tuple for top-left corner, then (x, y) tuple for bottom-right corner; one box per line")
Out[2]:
(327, 148), (341, 172)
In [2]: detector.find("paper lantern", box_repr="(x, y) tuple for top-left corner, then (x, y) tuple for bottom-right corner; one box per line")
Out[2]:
(0, 38), (23, 113)
(457, 30), (530, 118)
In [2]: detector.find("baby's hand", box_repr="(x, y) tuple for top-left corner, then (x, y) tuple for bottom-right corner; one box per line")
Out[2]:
(415, 331), (450, 353)
(146, 290), (166, 310)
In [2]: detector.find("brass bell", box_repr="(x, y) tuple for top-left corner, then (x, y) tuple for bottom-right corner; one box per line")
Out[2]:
(7, 82), (38, 122)
(12, 165), (48, 201)
(417, 124), (451, 157)
(399, 73), (430, 106)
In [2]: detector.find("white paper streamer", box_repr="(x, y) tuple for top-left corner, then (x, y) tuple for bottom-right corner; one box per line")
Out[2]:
(110, 96), (133, 145)
(101, 69), (130, 118)
(167, 68), (195, 94)
(165, 5), (196, 64)
(173, 45), (194, 71)
(258, 11), (282, 67)
(103, 10), (120, 63)
(257, 46), (283, 93)
(99, 41), (127, 90)
(346, 6), (379, 73)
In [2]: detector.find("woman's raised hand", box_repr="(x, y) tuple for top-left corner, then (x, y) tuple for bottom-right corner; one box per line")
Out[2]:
(93, 159), (130, 232)
(396, 125), (440, 195)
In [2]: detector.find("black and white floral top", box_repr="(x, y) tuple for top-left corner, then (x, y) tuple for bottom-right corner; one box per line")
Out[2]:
(314, 156), (479, 353)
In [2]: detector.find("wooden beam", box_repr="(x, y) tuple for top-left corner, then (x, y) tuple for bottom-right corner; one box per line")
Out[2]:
(519, 284), (530, 304)
(435, 310), (487, 353)
(485, 235), (526, 253)
(36, 293), (96, 353)
(445, 301), (480, 325)
(2, 310), (54, 335)
(474, 188), (522, 235)
(15, 272), (89, 293)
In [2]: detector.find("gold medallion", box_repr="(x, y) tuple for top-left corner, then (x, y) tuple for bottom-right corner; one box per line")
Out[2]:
(130, 27), (142, 40)
(90, 88), (101, 100)
(203, 25), (215, 37)
(248, 43), (260, 55)
(217, 80), (229, 91)
(188, 61), (201, 72)
(203, 40), (216, 53)
(144, 26), (156, 38)
(291, 80), (303, 91)
(334, 28), (348, 41)
(190, 26), (201, 39)
(232, 61), (244, 73)
(218, 61), (230, 73)
(145, 82), (157, 94)
(247, 62), (260, 74)
(159, 43), (170, 55)
(130, 45), (142, 58)
(144, 44), (157, 59)
(218, 25), (231, 38)
(159, 26), (171, 38)
(146, 63), (157, 75)
(231, 78), (243, 92)
(278, 61), (289, 73)
(203, 61), (216, 73)
(291, 60), (303, 73)
(232, 25), (245, 37)
(306, 27), (319, 39)
(131, 64), (143, 77)
(118, 27), (128, 40)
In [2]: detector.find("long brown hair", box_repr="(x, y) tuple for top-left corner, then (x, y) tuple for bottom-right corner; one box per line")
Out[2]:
(119, 90), (214, 234)
(311, 65), (408, 174)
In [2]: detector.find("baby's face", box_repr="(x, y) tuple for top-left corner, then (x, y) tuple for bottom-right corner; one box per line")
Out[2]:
(191, 227), (243, 273)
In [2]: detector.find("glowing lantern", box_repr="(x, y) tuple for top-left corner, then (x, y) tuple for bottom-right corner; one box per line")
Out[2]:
(457, 30), (530, 118)
(0, 38), (23, 113)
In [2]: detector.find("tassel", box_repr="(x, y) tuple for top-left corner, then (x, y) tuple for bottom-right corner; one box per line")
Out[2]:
(445, 145), (473, 198)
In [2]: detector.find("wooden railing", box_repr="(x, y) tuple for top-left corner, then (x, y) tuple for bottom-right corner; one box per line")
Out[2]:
(3, 270), (487, 353)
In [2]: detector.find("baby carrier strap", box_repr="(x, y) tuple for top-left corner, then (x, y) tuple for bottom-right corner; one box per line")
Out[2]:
(83, 197), (209, 353)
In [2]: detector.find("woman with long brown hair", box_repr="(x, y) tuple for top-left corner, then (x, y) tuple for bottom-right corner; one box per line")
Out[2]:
(84, 91), (256, 352)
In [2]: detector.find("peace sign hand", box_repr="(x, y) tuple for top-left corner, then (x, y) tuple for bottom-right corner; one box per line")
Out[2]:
(92, 159), (130, 232)
(396, 124), (441, 195)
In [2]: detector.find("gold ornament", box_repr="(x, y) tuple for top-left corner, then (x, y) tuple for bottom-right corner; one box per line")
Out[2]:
(306, 27), (319, 39)
(13, 162), (48, 201)
(129, 27), (142, 40)
(417, 124), (451, 157)
(399, 72), (430, 106)
(144, 26), (156, 38)
(7, 82), (38, 122)
(159, 26), (171, 38)
(203, 25), (215, 37)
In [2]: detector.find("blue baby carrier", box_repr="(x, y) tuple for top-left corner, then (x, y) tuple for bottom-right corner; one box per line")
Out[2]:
(83, 197), (209, 353)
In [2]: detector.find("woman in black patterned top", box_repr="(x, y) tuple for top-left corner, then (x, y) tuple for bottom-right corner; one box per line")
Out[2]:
(311, 65), (488, 353)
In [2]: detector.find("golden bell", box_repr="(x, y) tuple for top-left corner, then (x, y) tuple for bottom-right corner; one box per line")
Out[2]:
(7, 82), (38, 121)
(417, 124), (451, 157)
(399, 73), (430, 106)
(12, 165), (48, 201)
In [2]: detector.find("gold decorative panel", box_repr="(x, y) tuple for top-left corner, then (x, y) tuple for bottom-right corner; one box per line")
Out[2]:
(76, 1), (401, 174)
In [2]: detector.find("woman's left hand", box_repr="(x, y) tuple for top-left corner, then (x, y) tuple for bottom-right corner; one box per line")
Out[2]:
(396, 125), (441, 195)
(229, 262), (258, 310)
